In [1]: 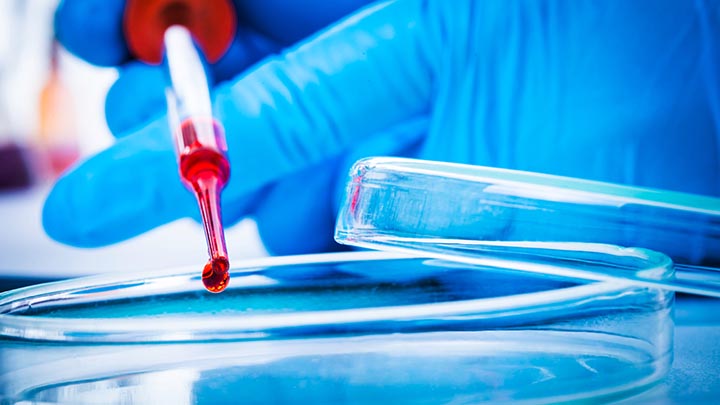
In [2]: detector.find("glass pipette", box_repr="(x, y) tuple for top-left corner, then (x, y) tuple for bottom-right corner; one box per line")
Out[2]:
(164, 26), (230, 293)
(123, 0), (236, 292)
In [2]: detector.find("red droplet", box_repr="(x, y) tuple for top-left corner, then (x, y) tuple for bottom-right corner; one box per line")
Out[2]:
(202, 256), (230, 293)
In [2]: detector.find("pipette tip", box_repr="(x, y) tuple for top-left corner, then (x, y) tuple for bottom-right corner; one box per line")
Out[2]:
(202, 256), (230, 293)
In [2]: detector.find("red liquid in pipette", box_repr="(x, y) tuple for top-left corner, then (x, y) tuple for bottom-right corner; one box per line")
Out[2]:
(177, 118), (231, 293)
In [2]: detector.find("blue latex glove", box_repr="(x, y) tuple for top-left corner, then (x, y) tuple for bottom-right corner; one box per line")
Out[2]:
(45, 0), (720, 259)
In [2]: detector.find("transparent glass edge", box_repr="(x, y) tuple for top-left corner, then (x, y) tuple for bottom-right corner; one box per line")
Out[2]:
(0, 250), (659, 343)
(352, 157), (720, 214)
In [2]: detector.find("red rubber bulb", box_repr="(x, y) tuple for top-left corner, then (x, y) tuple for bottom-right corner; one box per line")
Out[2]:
(123, 0), (237, 64)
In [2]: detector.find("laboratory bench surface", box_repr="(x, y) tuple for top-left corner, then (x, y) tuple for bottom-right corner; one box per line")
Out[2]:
(635, 295), (720, 404)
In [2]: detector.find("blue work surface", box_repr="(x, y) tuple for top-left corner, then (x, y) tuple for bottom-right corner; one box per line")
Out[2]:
(627, 295), (720, 404)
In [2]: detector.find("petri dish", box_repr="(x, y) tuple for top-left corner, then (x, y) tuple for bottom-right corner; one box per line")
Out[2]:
(335, 157), (720, 297)
(0, 250), (673, 404)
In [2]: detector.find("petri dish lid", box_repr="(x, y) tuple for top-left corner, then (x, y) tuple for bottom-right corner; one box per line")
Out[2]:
(335, 157), (720, 297)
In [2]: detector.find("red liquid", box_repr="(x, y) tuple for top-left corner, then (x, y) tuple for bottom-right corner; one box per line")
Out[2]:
(203, 256), (229, 293)
(177, 118), (230, 293)
(124, 0), (237, 64)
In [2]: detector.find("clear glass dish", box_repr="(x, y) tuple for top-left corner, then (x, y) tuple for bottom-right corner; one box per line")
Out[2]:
(0, 251), (673, 404)
(335, 157), (720, 297)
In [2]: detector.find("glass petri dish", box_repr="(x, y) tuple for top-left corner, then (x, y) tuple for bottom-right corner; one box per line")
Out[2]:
(335, 157), (720, 297)
(0, 251), (673, 404)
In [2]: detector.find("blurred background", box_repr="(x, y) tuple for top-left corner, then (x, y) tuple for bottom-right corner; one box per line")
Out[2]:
(0, 0), (267, 291)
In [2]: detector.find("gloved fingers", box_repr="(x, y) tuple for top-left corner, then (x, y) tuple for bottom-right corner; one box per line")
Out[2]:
(254, 117), (427, 258)
(42, 117), (195, 247)
(54, 0), (130, 66)
(253, 158), (343, 256)
(105, 62), (166, 138)
(212, 24), (282, 83)
(215, 0), (435, 206)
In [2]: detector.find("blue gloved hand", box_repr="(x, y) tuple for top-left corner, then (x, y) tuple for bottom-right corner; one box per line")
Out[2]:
(45, 0), (720, 259)
(47, 0), (375, 254)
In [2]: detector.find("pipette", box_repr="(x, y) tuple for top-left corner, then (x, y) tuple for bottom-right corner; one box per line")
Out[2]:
(164, 26), (231, 293)
(124, 0), (237, 293)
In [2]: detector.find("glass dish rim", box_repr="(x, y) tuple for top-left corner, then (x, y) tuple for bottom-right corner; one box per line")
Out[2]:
(348, 157), (719, 214)
(0, 250), (671, 344)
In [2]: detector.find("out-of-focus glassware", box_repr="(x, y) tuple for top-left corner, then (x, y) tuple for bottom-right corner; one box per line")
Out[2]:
(0, 0), (35, 190)
(0, 0), (80, 190)
(35, 40), (79, 179)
